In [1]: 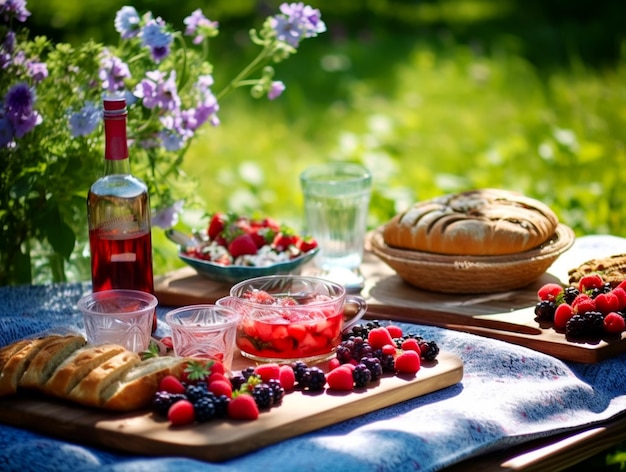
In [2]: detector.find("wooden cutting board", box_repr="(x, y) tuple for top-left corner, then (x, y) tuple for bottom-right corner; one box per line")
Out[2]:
(0, 351), (462, 462)
(155, 235), (626, 364)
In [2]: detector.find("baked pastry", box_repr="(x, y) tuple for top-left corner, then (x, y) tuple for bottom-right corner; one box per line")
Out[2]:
(568, 254), (626, 288)
(0, 335), (191, 411)
(383, 189), (559, 256)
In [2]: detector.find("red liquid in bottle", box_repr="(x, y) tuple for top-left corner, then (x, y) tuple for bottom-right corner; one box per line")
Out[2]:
(89, 229), (154, 293)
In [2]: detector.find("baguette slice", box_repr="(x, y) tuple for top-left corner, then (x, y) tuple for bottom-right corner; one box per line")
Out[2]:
(66, 350), (141, 408)
(19, 335), (86, 390)
(0, 339), (32, 374)
(101, 356), (190, 411)
(0, 336), (62, 396)
(43, 343), (126, 398)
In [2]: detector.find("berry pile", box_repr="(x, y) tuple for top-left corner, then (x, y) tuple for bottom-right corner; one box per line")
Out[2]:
(535, 274), (626, 339)
(153, 322), (441, 424)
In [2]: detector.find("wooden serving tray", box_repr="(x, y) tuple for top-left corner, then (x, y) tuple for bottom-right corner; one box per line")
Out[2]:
(154, 235), (626, 364)
(0, 351), (462, 462)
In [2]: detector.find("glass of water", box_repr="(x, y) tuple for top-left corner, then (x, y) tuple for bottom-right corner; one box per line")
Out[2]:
(300, 162), (372, 290)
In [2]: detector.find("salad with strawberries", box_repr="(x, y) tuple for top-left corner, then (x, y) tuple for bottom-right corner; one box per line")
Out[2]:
(181, 213), (318, 267)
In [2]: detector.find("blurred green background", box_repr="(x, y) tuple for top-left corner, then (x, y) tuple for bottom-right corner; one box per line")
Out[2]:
(25, 0), (626, 283)
(18, 1), (626, 468)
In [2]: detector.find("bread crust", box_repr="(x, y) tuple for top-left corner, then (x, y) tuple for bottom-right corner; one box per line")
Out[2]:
(44, 343), (126, 398)
(19, 336), (87, 390)
(383, 189), (559, 256)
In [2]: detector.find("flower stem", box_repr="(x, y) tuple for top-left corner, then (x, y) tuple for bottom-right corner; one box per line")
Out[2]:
(216, 46), (271, 100)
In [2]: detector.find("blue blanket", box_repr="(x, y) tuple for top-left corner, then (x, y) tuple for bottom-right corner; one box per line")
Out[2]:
(1, 281), (625, 472)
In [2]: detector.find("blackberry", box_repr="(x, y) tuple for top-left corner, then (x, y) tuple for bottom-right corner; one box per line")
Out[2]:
(565, 314), (588, 338)
(185, 383), (209, 402)
(300, 366), (326, 391)
(563, 286), (580, 304)
(534, 300), (556, 321)
(418, 340), (440, 361)
(582, 311), (605, 336)
(267, 378), (285, 404)
(352, 364), (371, 388)
(193, 396), (217, 422)
(379, 352), (396, 372)
(342, 320), (381, 341)
(230, 372), (247, 391)
(252, 383), (274, 409)
(292, 361), (309, 383)
(335, 344), (353, 364)
(241, 366), (256, 380)
(213, 394), (230, 418)
(360, 356), (383, 381)
(152, 392), (187, 417)
(353, 339), (373, 360)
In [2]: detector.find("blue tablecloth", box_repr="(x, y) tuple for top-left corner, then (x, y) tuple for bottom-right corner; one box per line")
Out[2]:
(1, 282), (626, 472)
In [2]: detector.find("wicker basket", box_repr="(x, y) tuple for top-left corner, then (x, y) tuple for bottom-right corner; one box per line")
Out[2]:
(369, 223), (575, 294)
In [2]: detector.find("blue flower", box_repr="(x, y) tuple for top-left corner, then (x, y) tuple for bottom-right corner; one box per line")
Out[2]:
(270, 2), (326, 47)
(152, 200), (184, 229)
(68, 102), (100, 137)
(114, 6), (140, 39)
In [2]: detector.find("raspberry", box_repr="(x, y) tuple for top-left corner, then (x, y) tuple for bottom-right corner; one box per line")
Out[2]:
(400, 338), (421, 354)
(553, 303), (575, 329)
(279, 364), (296, 390)
(326, 366), (354, 391)
(158, 375), (185, 395)
(254, 363), (281, 382)
(382, 344), (397, 356)
(537, 283), (564, 301)
(395, 350), (421, 375)
(574, 297), (596, 315)
(385, 325), (404, 338)
(578, 274), (605, 292)
(208, 379), (233, 399)
(612, 288), (626, 310)
(367, 327), (395, 349)
(595, 292), (620, 314)
(168, 399), (196, 426)
(604, 312), (626, 334)
(328, 358), (342, 371)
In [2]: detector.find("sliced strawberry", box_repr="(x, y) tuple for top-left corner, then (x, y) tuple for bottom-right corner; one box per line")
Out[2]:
(297, 236), (318, 253)
(228, 234), (258, 258)
(208, 212), (228, 240)
(228, 394), (259, 420)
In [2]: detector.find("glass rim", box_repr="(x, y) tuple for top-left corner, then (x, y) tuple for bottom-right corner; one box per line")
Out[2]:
(300, 162), (372, 182)
(77, 289), (157, 316)
(165, 304), (240, 328)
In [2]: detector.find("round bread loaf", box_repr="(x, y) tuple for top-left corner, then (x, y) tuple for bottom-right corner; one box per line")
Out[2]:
(383, 189), (559, 256)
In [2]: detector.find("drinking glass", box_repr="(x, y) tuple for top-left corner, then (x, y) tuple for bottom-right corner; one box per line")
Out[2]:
(165, 305), (240, 371)
(300, 162), (372, 290)
(78, 289), (157, 353)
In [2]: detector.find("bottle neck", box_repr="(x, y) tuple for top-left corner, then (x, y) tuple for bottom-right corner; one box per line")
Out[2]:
(103, 109), (130, 175)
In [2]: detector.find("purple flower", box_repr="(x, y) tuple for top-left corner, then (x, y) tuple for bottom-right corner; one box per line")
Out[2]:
(114, 6), (141, 39)
(27, 61), (48, 82)
(183, 9), (219, 45)
(0, 115), (14, 147)
(1, 0), (31, 22)
(68, 102), (101, 137)
(141, 18), (172, 61)
(1, 31), (15, 69)
(268, 81), (286, 100)
(4, 82), (34, 119)
(134, 70), (181, 111)
(270, 2), (326, 47)
(99, 50), (131, 92)
(10, 108), (41, 138)
(152, 200), (184, 229)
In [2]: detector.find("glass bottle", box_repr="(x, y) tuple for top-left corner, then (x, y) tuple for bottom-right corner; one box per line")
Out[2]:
(87, 96), (156, 331)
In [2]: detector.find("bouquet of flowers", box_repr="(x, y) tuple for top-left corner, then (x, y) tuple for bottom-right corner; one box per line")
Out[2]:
(0, 0), (325, 285)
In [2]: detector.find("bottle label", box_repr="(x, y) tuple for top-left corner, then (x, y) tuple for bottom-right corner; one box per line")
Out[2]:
(98, 214), (142, 235)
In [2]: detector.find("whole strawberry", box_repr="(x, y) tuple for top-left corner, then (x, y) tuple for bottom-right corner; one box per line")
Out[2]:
(228, 234), (258, 258)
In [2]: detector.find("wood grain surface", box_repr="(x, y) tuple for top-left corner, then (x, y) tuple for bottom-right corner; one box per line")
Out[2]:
(0, 351), (463, 462)
(154, 235), (626, 363)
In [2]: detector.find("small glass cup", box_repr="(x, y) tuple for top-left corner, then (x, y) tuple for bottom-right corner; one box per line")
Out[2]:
(300, 162), (372, 291)
(165, 305), (240, 371)
(217, 275), (367, 364)
(78, 289), (157, 353)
